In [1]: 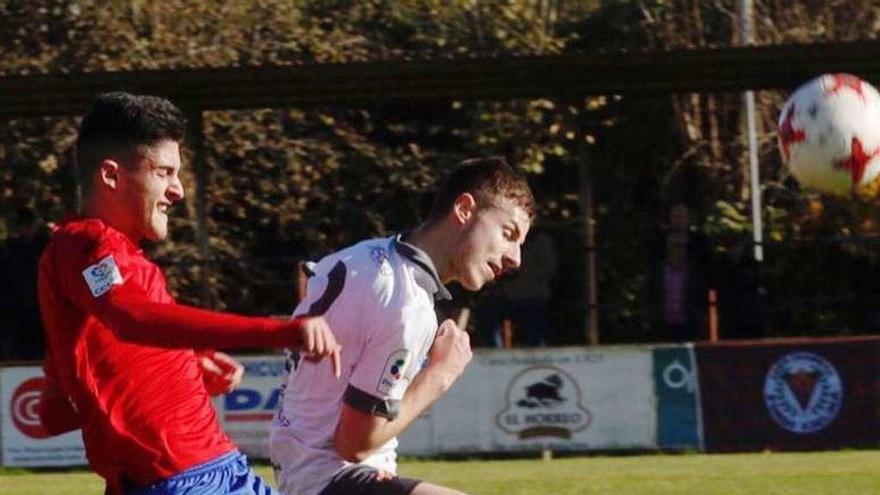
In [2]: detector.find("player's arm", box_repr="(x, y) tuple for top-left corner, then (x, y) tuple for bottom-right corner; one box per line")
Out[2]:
(66, 244), (340, 370)
(334, 319), (472, 462)
(99, 286), (326, 352)
(61, 235), (339, 368)
(98, 289), (340, 373)
(38, 357), (81, 435)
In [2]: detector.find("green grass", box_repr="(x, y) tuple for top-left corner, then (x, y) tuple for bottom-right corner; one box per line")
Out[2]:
(2, 450), (879, 494)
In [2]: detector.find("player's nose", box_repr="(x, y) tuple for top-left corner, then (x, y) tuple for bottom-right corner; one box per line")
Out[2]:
(168, 177), (185, 202)
(502, 244), (521, 270)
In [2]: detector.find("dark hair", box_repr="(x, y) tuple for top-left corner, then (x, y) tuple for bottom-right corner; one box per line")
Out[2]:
(75, 92), (186, 196)
(426, 157), (536, 222)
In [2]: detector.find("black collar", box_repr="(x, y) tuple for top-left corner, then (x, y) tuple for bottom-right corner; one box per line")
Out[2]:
(393, 234), (452, 301)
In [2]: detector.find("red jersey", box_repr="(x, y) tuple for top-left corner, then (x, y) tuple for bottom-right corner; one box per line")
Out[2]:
(38, 218), (301, 492)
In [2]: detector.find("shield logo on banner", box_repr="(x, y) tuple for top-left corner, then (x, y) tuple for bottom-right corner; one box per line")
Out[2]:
(763, 351), (844, 434)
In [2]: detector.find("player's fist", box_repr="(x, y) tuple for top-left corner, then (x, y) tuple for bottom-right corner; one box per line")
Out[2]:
(427, 319), (473, 385)
(200, 351), (245, 396)
(292, 316), (342, 378)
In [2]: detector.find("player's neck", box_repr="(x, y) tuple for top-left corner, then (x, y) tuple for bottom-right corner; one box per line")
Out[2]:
(80, 197), (143, 244)
(405, 222), (453, 282)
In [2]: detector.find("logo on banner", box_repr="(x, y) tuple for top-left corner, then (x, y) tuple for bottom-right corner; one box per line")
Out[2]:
(763, 351), (843, 434)
(662, 359), (695, 393)
(224, 386), (280, 422)
(496, 366), (591, 439)
(11, 377), (51, 439)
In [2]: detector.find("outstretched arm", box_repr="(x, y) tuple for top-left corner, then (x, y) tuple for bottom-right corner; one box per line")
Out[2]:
(99, 285), (297, 348)
(61, 236), (341, 369)
(88, 286), (341, 375)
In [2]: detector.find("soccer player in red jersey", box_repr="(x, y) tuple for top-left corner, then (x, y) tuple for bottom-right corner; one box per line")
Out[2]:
(37, 92), (341, 495)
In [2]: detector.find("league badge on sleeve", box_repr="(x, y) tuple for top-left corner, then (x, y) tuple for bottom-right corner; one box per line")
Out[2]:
(82, 254), (123, 297)
(377, 349), (412, 395)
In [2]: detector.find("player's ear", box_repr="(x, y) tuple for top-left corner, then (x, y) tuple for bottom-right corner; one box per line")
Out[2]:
(99, 159), (120, 190)
(452, 192), (477, 225)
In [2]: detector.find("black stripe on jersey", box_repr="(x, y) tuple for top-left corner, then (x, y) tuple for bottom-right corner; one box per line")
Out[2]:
(343, 384), (401, 420)
(306, 260), (346, 316)
(289, 260), (346, 371)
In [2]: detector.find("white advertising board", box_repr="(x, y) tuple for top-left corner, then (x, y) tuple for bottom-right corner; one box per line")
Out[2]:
(215, 347), (657, 459)
(0, 366), (86, 467)
(399, 346), (657, 454)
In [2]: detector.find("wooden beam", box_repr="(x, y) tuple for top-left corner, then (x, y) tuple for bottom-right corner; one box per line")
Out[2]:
(2, 41), (880, 117)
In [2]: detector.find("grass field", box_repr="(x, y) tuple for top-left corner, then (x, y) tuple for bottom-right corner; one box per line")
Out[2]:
(1, 450), (879, 494)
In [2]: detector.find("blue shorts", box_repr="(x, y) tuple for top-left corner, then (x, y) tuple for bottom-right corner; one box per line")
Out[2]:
(127, 451), (279, 495)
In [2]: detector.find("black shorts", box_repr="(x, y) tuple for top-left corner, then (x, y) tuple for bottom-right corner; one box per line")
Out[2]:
(318, 465), (421, 495)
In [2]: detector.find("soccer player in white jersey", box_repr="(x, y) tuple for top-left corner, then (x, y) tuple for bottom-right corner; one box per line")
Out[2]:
(270, 157), (535, 495)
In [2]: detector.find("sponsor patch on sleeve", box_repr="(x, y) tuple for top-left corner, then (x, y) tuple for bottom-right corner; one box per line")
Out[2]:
(82, 255), (123, 297)
(377, 349), (412, 395)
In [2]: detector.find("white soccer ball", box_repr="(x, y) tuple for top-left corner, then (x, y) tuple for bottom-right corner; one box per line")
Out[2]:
(778, 73), (880, 196)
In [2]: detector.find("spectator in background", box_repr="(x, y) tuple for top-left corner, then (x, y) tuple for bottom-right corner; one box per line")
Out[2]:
(0, 207), (49, 360)
(715, 233), (764, 340)
(650, 231), (708, 342)
(496, 226), (559, 347)
(650, 201), (712, 270)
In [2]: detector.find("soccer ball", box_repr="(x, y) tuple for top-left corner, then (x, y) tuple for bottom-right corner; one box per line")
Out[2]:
(778, 73), (880, 197)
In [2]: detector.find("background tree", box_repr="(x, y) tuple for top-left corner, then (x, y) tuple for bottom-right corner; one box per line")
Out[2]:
(3, 0), (880, 344)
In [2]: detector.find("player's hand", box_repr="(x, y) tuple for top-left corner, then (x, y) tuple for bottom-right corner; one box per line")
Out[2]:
(200, 351), (245, 396)
(293, 316), (342, 378)
(427, 319), (473, 386)
(38, 368), (81, 435)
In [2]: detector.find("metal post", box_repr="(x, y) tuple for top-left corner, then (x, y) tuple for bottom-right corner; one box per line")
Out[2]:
(740, 0), (764, 262)
(576, 100), (600, 345)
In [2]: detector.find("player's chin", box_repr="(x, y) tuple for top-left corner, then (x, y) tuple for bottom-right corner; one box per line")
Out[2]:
(145, 226), (168, 242)
(147, 218), (169, 241)
(461, 271), (489, 291)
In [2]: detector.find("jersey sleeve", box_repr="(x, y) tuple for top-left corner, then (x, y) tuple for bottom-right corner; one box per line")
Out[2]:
(59, 231), (139, 311)
(345, 285), (432, 420)
(55, 228), (304, 349)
